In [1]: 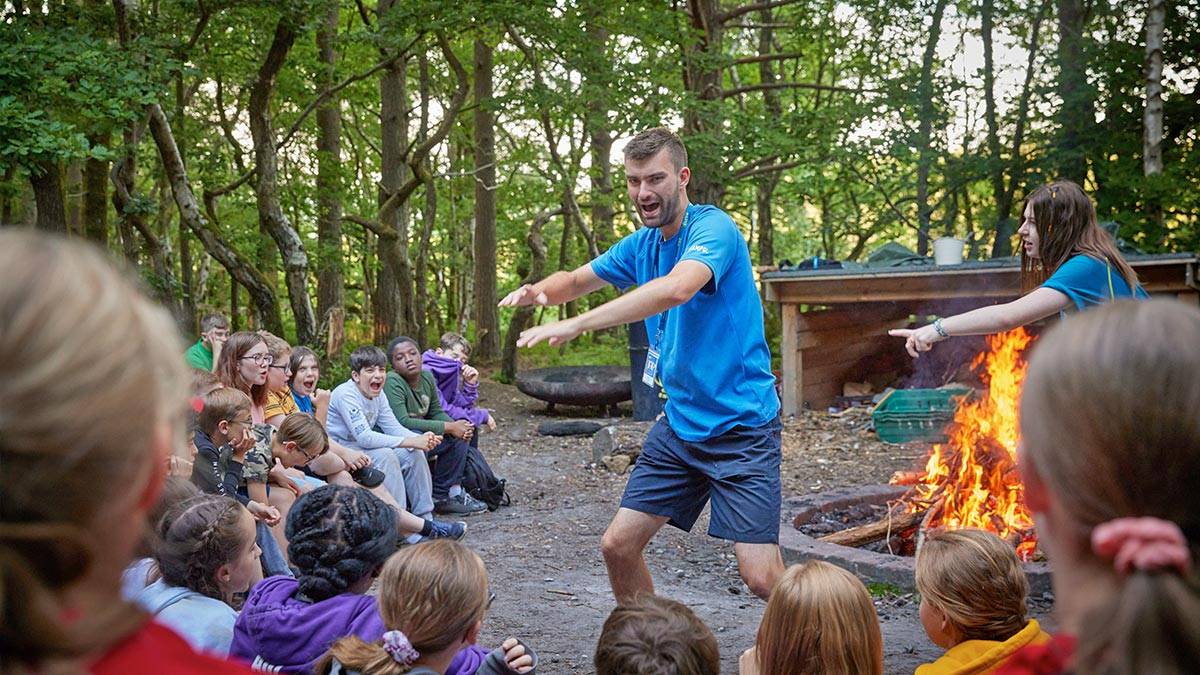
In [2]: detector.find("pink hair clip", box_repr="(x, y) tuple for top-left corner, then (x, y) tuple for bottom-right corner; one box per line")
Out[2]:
(1092, 517), (1192, 576)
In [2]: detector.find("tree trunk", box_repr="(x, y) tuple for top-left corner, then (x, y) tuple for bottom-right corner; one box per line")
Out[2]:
(1142, 0), (1165, 176)
(473, 38), (500, 359)
(583, 9), (614, 248)
(502, 208), (559, 381)
(248, 17), (316, 345)
(315, 2), (345, 346)
(111, 121), (180, 315)
(981, 0), (1011, 257)
(989, 0), (1047, 258)
(1056, 0), (1094, 186)
(755, 7), (783, 269)
(915, 0), (949, 256)
(681, 0), (726, 205)
(374, 4), (411, 343)
(66, 161), (83, 235)
(415, 50), (435, 345)
(30, 160), (66, 232)
(146, 103), (284, 335)
(83, 132), (110, 245)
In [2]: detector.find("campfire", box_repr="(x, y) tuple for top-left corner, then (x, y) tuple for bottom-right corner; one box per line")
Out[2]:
(891, 328), (1039, 560)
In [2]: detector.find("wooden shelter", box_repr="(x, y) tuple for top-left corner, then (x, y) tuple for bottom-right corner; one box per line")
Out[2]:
(761, 253), (1200, 415)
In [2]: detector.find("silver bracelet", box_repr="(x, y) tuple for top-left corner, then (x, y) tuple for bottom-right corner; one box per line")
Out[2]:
(933, 318), (949, 338)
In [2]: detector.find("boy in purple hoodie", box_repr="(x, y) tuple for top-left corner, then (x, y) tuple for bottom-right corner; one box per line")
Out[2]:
(422, 333), (496, 434)
(231, 485), (488, 674)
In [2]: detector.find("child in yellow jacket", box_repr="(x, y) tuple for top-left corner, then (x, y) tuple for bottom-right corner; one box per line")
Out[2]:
(915, 529), (1050, 675)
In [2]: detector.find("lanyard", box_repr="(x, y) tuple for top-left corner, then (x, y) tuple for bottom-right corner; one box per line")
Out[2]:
(652, 206), (690, 351)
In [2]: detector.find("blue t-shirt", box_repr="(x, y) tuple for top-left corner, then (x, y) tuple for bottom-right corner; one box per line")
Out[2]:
(290, 388), (314, 414)
(1042, 254), (1148, 311)
(591, 203), (779, 441)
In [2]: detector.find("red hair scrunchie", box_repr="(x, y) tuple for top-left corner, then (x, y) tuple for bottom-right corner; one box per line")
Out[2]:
(1091, 517), (1192, 576)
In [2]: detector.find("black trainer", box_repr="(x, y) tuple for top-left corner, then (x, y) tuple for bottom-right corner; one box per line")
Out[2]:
(435, 492), (488, 516)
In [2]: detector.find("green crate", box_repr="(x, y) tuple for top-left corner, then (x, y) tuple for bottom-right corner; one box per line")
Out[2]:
(872, 387), (972, 444)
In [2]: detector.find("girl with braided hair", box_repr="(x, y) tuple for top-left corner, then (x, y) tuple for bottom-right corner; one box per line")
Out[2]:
(0, 231), (252, 674)
(131, 495), (261, 656)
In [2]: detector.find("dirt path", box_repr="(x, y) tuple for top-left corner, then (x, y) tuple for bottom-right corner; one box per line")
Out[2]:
(467, 381), (1050, 674)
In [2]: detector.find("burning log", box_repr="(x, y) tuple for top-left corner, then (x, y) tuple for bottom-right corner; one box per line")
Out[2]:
(818, 508), (926, 548)
(889, 470), (922, 486)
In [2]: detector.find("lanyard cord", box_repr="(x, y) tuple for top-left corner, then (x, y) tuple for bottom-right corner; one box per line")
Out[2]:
(652, 206), (690, 350)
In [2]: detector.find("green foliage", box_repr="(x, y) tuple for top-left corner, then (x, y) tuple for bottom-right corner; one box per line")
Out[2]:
(2, 0), (1195, 362)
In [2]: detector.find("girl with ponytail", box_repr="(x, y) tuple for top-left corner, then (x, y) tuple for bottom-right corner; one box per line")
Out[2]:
(996, 299), (1200, 673)
(0, 231), (252, 674)
(316, 540), (536, 675)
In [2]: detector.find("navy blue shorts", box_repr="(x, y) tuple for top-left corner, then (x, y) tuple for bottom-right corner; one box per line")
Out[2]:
(620, 416), (782, 544)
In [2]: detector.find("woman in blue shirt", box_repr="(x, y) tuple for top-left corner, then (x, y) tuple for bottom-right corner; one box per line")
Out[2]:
(892, 180), (1147, 357)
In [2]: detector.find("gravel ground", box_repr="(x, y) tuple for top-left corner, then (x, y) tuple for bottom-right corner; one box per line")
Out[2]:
(465, 381), (1051, 674)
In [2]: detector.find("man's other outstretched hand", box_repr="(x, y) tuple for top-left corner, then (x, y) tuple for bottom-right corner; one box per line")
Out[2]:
(517, 318), (582, 348)
(499, 284), (550, 307)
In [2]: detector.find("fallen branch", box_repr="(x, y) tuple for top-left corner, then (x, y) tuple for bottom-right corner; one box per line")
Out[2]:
(817, 508), (925, 547)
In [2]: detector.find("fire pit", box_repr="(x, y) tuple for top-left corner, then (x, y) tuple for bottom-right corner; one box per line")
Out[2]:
(515, 366), (631, 414)
(780, 328), (1052, 592)
(779, 485), (1052, 593)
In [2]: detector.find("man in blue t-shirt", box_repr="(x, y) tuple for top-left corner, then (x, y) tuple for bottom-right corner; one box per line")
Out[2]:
(501, 127), (783, 601)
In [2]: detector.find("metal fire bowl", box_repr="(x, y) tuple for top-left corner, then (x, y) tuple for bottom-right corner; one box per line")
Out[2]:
(515, 366), (632, 407)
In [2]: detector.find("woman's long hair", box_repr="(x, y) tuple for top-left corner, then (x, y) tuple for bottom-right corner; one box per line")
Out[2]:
(0, 232), (188, 671)
(1021, 300), (1200, 673)
(1019, 180), (1138, 293)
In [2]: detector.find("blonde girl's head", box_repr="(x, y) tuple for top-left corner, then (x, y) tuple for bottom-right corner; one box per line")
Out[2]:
(755, 561), (883, 675)
(317, 540), (490, 675)
(1019, 299), (1200, 672)
(915, 529), (1029, 647)
(0, 231), (188, 668)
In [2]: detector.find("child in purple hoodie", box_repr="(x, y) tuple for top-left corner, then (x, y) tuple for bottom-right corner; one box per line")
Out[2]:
(422, 333), (495, 434)
(316, 540), (536, 675)
(231, 486), (490, 674)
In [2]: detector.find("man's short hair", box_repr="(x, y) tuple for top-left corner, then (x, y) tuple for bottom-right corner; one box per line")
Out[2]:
(594, 594), (719, 675)
(623, 127), (688, 171)
(349, 345), (388, 373)
(199, 313), (229, 333)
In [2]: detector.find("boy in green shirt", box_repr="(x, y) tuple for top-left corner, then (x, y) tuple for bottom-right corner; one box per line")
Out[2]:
(185, 313), (229, 371)
(384, 336), (486, 516)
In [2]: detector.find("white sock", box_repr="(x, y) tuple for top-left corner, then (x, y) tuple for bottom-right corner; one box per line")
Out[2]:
(449, 485), (463, 497)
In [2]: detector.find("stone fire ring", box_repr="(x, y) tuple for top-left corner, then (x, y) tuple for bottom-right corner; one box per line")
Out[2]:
(778, 484), (1053, 594)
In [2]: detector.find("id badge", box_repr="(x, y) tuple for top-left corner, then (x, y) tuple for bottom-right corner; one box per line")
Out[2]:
(642, 347), (660, 386)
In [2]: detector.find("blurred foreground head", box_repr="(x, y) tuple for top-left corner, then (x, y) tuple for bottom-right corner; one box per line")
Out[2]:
(0, 230), (188, 669)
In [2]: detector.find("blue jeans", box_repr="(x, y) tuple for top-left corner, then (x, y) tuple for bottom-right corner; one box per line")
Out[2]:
(257, 521), (293, 578)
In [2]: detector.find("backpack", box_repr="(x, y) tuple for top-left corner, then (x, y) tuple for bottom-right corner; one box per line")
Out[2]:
(462, 444), (510, 511)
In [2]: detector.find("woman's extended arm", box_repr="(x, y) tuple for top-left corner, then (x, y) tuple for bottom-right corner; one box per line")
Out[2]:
(890, 287), (1072, 358)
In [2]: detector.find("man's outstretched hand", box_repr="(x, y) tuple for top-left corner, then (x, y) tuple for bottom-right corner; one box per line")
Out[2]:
(517, 318), (582, 348)
(499, 284), (549, 307)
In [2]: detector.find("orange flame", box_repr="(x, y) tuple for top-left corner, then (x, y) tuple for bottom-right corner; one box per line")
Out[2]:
(896, 328), (1038, 560)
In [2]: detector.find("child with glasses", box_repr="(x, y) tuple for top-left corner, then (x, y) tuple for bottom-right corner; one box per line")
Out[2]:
(316, 539), (536, 675)
(215, 331), (273, 424)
